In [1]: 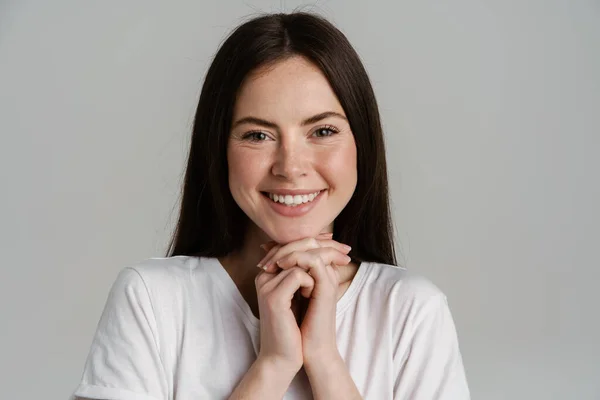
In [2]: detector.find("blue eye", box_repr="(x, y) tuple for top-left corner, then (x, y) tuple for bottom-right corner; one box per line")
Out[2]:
(313, 126), (339, 138)
(243, 131), (268, 142)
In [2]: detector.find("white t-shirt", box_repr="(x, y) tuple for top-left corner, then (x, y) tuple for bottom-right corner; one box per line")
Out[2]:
(71, 256), (470, 400)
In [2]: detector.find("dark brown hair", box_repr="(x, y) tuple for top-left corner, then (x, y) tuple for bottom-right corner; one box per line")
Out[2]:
(166, 12), (397, 266)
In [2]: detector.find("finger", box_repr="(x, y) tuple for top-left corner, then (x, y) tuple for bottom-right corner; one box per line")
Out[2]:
(260, 241), (277, 253)
(277, 251), (333, 296)
(262, 237), (321, 272)
(273, 267), (315, 302)
(258, 233), (334, 268)
(310, 239), (351, 255)
(257, 232), (338, 272)
(261, 266), (314, 300)
(257, 243), (282, 270)
(254, 269), (279, 290)
(325, 263), (340, 283)
(259, 264), (303, 292)
(277, 248), (351, 278)
(263, 239), (351, 273)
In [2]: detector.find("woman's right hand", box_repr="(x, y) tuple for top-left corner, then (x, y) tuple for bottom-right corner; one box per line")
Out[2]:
(230, 266), (313, 400)
(254, 262), (314, 375)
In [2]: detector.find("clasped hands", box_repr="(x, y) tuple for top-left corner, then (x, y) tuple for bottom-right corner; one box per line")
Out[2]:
(253, 232), (352, 374)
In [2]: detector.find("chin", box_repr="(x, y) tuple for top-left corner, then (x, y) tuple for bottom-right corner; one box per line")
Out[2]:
(265, 224), (325, 244)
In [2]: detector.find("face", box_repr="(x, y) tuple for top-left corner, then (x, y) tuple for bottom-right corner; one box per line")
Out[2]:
(227, 55), (357, 244)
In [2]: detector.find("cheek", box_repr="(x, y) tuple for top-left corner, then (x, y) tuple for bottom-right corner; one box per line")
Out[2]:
(322, 141), (357, 186)
(227, 147), (268, 188)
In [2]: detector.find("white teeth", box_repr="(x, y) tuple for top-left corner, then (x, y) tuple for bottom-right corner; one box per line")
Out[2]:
(267, 190), (322, 206)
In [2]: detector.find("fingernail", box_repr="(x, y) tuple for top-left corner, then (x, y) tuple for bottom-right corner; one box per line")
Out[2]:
(343, 245), (352, 251)
(257, 263), (263, 269)
(260, 244), (267, 251)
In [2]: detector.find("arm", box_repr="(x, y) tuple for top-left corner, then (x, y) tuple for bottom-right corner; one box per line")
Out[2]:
(71, 267), (167, 400)
(304, 353), (362, 400)
(394, 294), (470, 399)
(74, 359), (298, 400)
(228, 358), (297, 400)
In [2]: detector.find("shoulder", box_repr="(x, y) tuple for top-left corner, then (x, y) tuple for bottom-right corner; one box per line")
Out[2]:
(359, 261), (448, 323)
(108, 256), (207, 302)
(361, 261), (445, 301)
(123, 255), (200, 283)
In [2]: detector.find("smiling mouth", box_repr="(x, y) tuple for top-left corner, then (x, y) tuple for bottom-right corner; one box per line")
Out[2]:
(261, 190), (325, 207)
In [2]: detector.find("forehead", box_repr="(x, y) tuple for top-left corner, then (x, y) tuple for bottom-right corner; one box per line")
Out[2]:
(233, 56), (345, 120)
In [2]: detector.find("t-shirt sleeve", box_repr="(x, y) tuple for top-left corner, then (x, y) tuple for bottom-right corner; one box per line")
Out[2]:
(70, 267), (168, 400)
(393, 293), (470, 400)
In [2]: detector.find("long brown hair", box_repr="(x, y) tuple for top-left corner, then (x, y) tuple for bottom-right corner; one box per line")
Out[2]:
(166, 12), (396, 267)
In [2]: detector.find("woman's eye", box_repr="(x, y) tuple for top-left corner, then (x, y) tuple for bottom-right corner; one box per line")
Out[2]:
(243, 131), (268, 142)
(313, 127), (338, 138)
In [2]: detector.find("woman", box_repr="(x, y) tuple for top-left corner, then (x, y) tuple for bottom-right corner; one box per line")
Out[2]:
(72, 12), (470, 400)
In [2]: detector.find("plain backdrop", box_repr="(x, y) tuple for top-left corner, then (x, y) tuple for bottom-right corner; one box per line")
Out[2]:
(1, 0), (599, 399)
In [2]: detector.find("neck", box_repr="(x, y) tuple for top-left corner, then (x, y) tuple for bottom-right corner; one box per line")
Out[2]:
(218, 225), (272, 318)
(219, 224), (269, 280)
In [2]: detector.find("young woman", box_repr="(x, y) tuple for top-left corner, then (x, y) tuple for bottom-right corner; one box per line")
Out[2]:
(72, 12), (470, 400)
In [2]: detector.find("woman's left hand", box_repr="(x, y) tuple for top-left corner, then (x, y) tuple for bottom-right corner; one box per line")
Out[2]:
(258, 235), (352, 365)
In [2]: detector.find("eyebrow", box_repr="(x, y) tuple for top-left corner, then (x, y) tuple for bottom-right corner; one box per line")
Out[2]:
(232, 111), (347, 129)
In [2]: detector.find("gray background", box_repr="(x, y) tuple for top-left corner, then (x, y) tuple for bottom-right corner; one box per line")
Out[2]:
(1, 0), (599, 399)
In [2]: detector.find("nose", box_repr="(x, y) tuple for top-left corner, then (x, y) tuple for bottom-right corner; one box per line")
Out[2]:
(271, 139), (309, 180)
